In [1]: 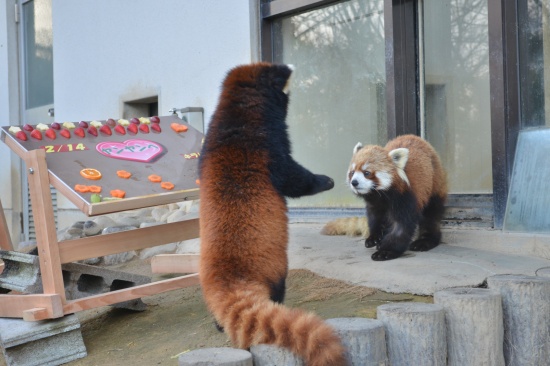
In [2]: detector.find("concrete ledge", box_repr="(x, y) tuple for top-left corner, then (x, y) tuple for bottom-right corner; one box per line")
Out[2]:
(178, 347), (252, 366)
(488, 274), (550, 365)
(377, 303), (446, 366)
(62, 262), (151, 311)
(0, 315), (87, 366)
(326, 317), (387, 366)
(434, 288), (504, 365)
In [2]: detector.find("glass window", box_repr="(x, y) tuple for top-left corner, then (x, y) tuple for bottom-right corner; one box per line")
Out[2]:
(272, 0), (386, 207)
(23, 0), (54, 109)
(420, 0), (492, 194)
(518, 0), (550, 128)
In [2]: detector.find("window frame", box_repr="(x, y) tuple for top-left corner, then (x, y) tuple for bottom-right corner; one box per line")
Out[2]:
(257, 0), (519, 229)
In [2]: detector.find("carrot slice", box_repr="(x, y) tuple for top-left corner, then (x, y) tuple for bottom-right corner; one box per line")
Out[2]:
(195, 179), (200, 185)
(110, 189), (126, 198)
(148, 174), (162, 183)
(116, 170), (132, 179)
(75, 184), (90, 193)
(88, 185), (102, 193)
(160, 181), (175, 190)
(170, 123), (188, 133)
(80, 168), (102, 180)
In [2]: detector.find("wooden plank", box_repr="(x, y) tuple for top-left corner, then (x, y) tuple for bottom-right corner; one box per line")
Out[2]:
(86, 190), (200, 216)
(0, 294), (63, 319)
(58, 217), (200, 263)
(1, 133), (28, 160)
(49, 171), (199, 216)
(23, 307), (51, 322)
(25, 149), (66, 302)
(2, 116), (203, 217)
(151, 254), (200, 274)
(63, 273), (200, 314)
(0, 199), (14, 251)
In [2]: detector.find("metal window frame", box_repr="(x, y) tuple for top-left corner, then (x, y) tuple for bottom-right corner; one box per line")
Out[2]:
(488, 0), (520, 228)
(259, 0), (419, 136)
(258, 0), (519, 229)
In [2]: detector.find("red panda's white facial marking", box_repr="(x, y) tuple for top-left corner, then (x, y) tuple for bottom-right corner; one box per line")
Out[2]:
(347, 143), (410, 195)
(282, 65), (294, 94)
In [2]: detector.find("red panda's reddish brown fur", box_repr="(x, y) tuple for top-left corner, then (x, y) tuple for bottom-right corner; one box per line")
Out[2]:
(199, 63), (346, 365)
(323, 135), (447, 261)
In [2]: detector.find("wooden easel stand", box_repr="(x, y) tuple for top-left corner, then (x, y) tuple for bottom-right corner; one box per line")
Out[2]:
(0, 144), (200, 321)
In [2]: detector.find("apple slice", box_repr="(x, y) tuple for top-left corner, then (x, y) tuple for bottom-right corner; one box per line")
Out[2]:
(74, 127), (85, 138)
(106, 118), (116, 127)
(23, 124), (34, 131)
(60, 129), (71, 139)
(139, 124), (150, 133)
(30, 129), (42, 140)
(130, 118), (140, 125)
(15, 131), (28, 141)
(150, 116), (160, 123)
(45, 128), (56, 140)
(50, 122), (61, 130)
(114, 125), (126, 135)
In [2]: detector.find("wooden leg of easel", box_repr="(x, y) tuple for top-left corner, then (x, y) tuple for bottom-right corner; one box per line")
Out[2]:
(25, 149), (66, 306)
(151, 254), (200, 274)
(0, 198), (14, 251)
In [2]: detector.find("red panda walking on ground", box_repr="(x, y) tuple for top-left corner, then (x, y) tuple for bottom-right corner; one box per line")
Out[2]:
(199, 63), (347, 366)
(339, 135), (447, 261)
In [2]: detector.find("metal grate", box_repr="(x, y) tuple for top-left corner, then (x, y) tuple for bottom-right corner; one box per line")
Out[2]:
(24, 180), (58, 242)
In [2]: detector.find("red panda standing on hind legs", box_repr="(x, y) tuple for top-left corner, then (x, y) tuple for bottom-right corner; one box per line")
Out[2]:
(325, 135), (447, 261)
(199, 63), (347, 366)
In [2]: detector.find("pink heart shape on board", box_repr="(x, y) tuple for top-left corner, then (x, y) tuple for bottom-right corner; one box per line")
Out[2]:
(96, 139), (164, 162)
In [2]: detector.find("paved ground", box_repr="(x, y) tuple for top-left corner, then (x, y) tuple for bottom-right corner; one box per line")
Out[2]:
(288, 223), (550, 295)
(2, 222), (550, 366)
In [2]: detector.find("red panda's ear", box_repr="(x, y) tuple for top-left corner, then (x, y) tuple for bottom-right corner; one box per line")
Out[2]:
(389, 148), (409, 170)
(353, 142), (363, 154)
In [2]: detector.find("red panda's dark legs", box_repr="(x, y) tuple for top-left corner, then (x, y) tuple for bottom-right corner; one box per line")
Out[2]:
(269, 276), (286, 304)
(364, 203), (388, 248)
(410, 195), (446, 251)
(368, 190), (419, 261)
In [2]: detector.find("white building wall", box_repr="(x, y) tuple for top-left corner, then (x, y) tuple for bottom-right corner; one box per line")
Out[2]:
(0, 0), (23, 245)
(1, 0), (253, 238)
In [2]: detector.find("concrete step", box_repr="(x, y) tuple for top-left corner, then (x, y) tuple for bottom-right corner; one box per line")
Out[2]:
(0, 251), (151, 311)
(0, 314), (86, 366)
(0, 251), (41, 294)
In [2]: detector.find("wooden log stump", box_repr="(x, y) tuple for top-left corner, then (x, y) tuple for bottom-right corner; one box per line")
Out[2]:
(487, 274), (550, 366)
(434, 287), (504, 366)
(178, 347), (252, 366)
(249, 344), (303, 366)
(326, 317), (388, 365)
(377, 303), (446, 366)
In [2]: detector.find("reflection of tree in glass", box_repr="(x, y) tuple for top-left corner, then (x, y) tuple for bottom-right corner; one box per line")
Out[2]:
(273, 0), (386, 152)
(424, 0), (493, 193)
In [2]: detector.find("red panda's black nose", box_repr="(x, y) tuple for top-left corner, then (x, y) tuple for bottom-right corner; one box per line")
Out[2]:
(351, 179), (359, 187)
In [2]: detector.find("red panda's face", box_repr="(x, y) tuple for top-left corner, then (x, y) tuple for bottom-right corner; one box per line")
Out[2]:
(347, 143), (410, 195)
(347, 145), (393, 195)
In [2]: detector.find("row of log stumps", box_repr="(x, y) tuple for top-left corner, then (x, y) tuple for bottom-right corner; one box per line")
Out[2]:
(178, 273), (550, 366)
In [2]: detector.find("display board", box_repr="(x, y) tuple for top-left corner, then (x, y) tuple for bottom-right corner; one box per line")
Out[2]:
(1, 115), (202, 216)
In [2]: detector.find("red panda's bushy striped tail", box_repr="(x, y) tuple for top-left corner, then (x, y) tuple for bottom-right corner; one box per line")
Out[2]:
(211, 287), (347, 366)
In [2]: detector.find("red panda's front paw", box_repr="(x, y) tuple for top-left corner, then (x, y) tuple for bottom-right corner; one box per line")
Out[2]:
(365, 233), (384, 248)
(371, 250), (401, 261)
(314, 174), (334, 193)
(410, 237), (439, 252)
